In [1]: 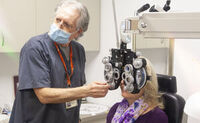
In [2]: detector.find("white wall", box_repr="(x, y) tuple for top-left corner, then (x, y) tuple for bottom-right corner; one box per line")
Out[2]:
(174, 40), (200, 99)
(171, 1), (200, 122)
(170, 0), (200, 99)
(0, 53), (19, 109)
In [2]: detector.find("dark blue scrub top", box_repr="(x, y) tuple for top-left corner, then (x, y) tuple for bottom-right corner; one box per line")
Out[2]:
(9, 33), (86, 123)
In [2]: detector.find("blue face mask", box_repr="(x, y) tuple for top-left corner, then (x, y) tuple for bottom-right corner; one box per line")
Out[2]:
(48, 23), (73, 44)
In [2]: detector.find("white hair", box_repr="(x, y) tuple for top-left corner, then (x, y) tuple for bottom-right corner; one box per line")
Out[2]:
(55, 0), (90, 37)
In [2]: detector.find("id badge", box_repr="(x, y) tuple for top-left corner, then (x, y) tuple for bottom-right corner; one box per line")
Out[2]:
(66, 100), (78, 109)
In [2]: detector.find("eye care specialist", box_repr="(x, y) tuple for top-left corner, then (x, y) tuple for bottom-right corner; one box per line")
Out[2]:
(9, 0), (110, 123)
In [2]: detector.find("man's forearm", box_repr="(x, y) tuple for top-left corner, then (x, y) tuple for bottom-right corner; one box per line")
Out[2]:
(34, 86), (89, 104)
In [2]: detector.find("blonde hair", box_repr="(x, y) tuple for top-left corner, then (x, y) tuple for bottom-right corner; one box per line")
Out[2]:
(141, 57), (164, 109)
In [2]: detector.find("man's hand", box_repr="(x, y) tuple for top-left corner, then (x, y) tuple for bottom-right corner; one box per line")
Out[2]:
(84, 82), (110, 98)
(33, 82), (110, 104)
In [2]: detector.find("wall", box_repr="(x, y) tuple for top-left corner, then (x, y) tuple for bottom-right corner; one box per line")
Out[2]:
(171, 0), (200, 122)
(174, 40), (200, 99)
(171, 0), (200, 99)
(0, 53), (19, 109)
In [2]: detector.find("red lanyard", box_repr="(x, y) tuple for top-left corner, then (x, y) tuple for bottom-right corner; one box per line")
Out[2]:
(54, 42), (74, 87)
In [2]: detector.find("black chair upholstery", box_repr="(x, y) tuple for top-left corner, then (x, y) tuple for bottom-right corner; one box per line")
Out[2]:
(157, 74), (185, 123)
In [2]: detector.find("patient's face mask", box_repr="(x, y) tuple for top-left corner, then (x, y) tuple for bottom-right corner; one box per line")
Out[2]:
(48, 23), (74, 44)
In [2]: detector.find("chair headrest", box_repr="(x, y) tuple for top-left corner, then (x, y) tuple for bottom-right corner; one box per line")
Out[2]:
(157, 74), (177, 93)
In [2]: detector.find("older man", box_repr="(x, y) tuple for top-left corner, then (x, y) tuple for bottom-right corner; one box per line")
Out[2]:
(9, 0), (109, 123)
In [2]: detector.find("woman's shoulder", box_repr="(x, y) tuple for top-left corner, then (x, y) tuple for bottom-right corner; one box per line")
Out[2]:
(136, 107), (168, 123)
(151, 107), (168, 119)
(152, 107), (168, 122)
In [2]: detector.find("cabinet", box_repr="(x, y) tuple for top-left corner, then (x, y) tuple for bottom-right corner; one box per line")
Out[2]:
(35, 0), (61, 35)
(0, 0), (100, 52)
(0, 0), (35, 52)
(77, 0), (100, 51)
(136, 34), (169, 49)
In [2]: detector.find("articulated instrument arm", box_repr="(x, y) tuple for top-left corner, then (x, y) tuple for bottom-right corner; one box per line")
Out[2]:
(124, 12), (200, 39)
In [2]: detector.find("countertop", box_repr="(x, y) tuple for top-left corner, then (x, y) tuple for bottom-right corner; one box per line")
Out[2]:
(80, 103), (109, 123)
(0, 102), (110, 123)
(0, 114), (9, 123)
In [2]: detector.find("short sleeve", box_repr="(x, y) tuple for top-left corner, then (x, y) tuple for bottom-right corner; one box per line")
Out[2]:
(18, 41), (51, 90)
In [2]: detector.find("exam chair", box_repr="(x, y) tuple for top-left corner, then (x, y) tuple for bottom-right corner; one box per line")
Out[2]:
(157, 74), (185, 123)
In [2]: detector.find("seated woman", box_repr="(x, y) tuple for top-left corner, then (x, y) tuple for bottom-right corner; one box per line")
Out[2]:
(106, 58), (168, 123)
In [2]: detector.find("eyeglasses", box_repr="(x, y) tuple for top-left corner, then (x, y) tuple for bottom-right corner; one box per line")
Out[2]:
(55, 18), (75, 31)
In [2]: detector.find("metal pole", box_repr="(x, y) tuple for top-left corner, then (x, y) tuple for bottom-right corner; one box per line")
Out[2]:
(168, 38), (174, 76)
(112, 0), (120, 48)
(132, 11), (137, 52)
